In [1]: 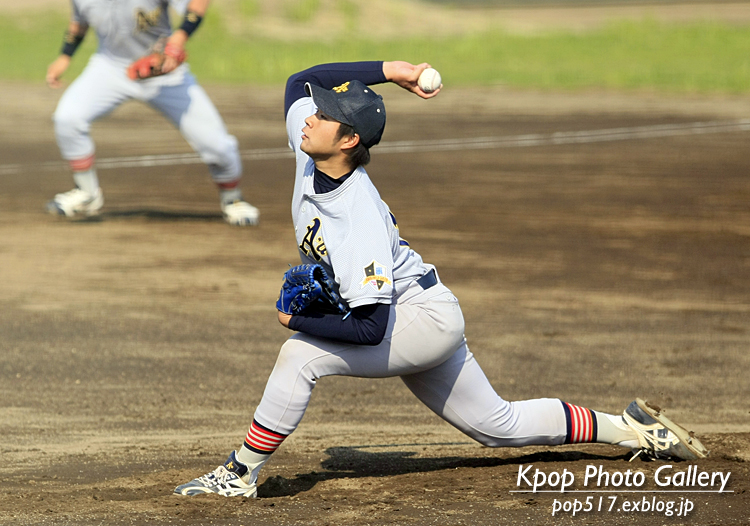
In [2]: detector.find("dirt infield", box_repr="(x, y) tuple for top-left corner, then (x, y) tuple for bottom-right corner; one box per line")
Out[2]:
(0, 81), (749, 525)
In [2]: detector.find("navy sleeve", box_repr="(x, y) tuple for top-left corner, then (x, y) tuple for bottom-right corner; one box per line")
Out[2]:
(288, 302), (390, 346)
(285, 61), (387, 117)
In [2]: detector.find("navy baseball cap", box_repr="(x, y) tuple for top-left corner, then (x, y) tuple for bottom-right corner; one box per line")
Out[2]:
(305, 80), (386, 148)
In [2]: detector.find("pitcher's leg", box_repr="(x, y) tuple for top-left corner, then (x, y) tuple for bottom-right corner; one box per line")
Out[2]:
(252, 332), (414, 436)
(402, 344), (641, 449)
(235, 333), (408, 485)
(401, 343), (569, 447)
(251, 335), (352, 436)
(253, 292), (464, 435)
(177, 288), (467, 497)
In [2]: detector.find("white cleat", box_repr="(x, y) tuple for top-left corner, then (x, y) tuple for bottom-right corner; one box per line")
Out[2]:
(623, 398), (708, 461)
(222, 200), (260, 226)
(46, 187), (104, 217)
(174, 451), (257, 498)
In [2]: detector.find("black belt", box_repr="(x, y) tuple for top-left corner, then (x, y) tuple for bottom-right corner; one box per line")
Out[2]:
(416, 268), (438, 290)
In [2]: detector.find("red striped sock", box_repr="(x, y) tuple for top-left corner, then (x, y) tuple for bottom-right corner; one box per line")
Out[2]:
(244, 419), (287, 454)
(216, 179), (240, 190)
(561, 402), (598, 444)
(69, 154), (95, 172)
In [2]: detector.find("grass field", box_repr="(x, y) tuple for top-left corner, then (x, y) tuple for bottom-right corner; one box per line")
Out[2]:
(6, 4), (750, 93)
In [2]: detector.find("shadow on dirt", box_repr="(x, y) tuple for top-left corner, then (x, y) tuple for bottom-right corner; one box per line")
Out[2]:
(49, 209), (225, 223)
(103, 209), (224, 222)
(257, 446), (629, 498)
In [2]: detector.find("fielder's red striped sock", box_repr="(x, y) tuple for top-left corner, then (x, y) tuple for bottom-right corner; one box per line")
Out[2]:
(69, 154), (95, 172)
(561, 402), (598, 444)
(216, 179), (240, 190)
(244, 419), (287, 454)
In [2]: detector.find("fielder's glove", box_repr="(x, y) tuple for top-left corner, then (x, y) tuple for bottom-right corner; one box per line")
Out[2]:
(276, 264), (348, 316)
(126, 43), (186, 80)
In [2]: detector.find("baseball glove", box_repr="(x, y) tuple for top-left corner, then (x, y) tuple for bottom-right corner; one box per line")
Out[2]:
(276, 264), (348, 316)
(126, 43), (186, 81)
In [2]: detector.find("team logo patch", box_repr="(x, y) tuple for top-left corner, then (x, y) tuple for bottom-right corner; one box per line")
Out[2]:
(361, 261), (392, 291)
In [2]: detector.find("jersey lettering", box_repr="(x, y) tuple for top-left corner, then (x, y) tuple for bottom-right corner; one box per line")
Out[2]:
(299, 217), (327, 261)
(135, 7), (162, 34)
(389, 211), (410, 247)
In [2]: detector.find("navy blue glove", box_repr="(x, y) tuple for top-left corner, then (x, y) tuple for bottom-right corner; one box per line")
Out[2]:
(276, 264), (348, 315)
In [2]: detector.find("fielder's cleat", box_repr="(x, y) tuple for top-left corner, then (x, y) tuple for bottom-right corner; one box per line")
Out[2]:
(221, 200), (259, 226)
(46, 187), (104, 217)
(623, 398), (708, 462)
(174, 451), (257, 498)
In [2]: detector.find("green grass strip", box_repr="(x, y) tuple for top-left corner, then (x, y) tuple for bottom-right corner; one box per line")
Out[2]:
(3, 12), (98, 83)
(5, 10), (750, 94)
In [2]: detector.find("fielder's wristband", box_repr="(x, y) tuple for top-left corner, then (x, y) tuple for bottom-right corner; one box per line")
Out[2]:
(61, 30), (85, 57)
(179, 11), (203, 37)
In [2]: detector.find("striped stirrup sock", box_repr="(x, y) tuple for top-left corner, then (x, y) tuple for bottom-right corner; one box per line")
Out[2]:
(561, 401), (599, 444)
(243, 419), (287, 454)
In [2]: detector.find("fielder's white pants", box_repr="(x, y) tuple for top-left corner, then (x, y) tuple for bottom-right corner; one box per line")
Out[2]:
(254, 282), (568, 447)
(53, 53), (241, 182)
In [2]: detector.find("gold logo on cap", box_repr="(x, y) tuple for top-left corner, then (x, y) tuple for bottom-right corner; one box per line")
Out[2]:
(333, 82), (350, 93)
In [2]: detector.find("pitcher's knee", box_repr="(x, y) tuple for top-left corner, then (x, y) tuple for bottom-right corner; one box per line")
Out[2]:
(463, 419), (519, 448)
(272, 339), (316, 378)
(471, 433), (506, 448)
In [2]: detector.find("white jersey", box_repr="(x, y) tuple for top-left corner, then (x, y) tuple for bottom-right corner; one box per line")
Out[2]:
(71, 0), (190, 63)
(286, 97), (428, 308)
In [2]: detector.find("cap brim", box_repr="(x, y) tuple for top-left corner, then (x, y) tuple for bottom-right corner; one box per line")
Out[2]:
(305, 82), (352, 126)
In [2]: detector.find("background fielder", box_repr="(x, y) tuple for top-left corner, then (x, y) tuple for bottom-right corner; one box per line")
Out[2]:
(45, 0), (259, 226)
(173, 60), (707, 498)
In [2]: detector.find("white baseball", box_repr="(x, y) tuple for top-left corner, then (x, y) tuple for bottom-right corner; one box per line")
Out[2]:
(418, 68), (442, 93)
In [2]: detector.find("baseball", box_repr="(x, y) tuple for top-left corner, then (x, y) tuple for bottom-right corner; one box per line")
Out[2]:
(418, 68), (442, 93)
